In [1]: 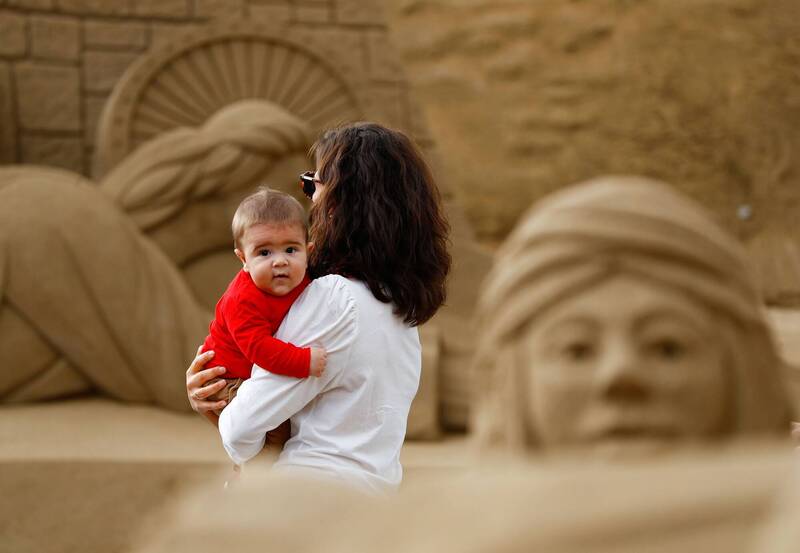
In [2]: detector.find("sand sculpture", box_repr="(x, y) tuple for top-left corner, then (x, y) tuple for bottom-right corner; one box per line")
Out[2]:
(0, 22), (490, 439)
(0, 100), (310, 408)
(136, 177), (799, 553)
(135, 444), (796, 553)
(471, 176), (796, 454)
(755, 465), (800, 553)
(388, 0), (800, 252)
(385, 0), (800, 429)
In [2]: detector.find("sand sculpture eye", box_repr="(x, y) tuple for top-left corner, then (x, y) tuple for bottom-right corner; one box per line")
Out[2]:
(648, 339), (686, 361)
(562, 341), (595, 362)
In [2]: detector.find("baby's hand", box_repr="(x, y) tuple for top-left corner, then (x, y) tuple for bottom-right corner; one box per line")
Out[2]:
(309, 347), (328, 377)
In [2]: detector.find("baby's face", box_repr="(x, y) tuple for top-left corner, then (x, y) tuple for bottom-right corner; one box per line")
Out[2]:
(236, 223), (309, 296)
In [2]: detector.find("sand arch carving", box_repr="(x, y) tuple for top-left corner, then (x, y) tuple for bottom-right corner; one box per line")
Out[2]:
(94, 21), (364, 177)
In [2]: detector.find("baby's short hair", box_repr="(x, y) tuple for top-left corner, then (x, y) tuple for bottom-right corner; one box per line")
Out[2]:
(231, 187), (307, 248)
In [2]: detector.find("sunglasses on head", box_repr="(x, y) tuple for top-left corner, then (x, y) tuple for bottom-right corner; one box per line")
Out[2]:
(299, 171), (318, 199)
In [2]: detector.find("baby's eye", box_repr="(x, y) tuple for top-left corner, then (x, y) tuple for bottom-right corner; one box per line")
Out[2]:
(286, 247), (297, 254)
(259, 249), (271, 257)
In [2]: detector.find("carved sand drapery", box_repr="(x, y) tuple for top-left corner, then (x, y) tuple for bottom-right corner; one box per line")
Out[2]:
(0, 101), (311, 410)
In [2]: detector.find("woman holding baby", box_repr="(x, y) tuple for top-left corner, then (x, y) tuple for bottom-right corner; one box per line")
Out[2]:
(185, 122), (451, 493)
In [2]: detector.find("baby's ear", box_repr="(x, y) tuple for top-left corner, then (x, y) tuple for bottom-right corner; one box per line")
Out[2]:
(234, 248), (247, 270)
(306, 242), (315, 254)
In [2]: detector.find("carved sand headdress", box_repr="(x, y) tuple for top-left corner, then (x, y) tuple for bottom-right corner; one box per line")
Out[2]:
(473, 176), (793, 452)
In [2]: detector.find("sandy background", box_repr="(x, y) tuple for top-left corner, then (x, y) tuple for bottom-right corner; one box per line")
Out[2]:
(385, 0), (800, 252)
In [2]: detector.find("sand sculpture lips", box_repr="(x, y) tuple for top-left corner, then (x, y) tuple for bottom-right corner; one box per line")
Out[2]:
(592, 426), (679, 442)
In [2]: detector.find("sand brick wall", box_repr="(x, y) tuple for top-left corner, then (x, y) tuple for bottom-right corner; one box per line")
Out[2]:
(0, 0), (419, 177)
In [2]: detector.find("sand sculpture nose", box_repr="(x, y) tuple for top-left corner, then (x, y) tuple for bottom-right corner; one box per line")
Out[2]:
(594, 339), (650, 403)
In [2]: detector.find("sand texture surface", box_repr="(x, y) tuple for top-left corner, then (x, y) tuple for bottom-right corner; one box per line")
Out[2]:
(387, 0), (800, 256)
(0, 399), (469, 552)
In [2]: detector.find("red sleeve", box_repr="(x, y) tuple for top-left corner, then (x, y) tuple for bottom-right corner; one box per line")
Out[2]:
(225, 297), (311, 378)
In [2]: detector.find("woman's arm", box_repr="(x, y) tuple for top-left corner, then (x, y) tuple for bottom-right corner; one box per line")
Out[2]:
(218, 276), (358, 464)
(218, 366), (340, 464)
(185, 347), (229, 425)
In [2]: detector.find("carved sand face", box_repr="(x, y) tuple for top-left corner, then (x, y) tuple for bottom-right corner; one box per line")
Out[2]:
(522, 274), (731, 454)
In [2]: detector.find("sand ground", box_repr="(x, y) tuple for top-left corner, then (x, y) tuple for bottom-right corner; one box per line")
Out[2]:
(0, 399), (469, 553)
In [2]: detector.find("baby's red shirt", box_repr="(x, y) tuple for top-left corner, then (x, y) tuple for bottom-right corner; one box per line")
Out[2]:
(201, 270), (312, 380)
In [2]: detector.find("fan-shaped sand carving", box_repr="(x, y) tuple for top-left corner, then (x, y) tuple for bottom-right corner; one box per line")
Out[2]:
(94, 22), (363, 177)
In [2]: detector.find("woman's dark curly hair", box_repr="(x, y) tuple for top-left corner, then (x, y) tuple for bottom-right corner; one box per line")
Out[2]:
(309, 122), (451, 326)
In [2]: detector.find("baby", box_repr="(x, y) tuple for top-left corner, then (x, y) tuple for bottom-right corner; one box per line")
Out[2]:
(201, 186), (326, 449)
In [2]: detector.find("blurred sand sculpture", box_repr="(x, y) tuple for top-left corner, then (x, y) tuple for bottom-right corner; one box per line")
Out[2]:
(0, 22), (490, 437)
(136, 177), (798, 553)
(472, 176), (796, 454)
(385, 0), (800, 428)
(338, 448), (795, 553)
(136, 447), (796, 553)
(755, 463), (800, 553)
(387, 0), (800, 249)
(1, 17), (488, 553)
(0, 101), (310, 409)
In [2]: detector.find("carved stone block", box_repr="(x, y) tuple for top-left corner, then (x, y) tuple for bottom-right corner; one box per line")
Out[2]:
(148, 22), (202, 49)
(15, 63), (80, 131)
(247, 2), (291, 24)
(82, 51), (139, 94)
(20, 134), (83, 173)
(195, 0), (245, 18)
(335, 0), (385, 25)
(84, 20), (148, 49)
(8, 0), (54, 8)
(0, 11), (27, 57)
(133, 0), (189, 18)
(31, 15), (80, 61)
(293, 1), (330, 24)
(58, 0), (129, 15)
(0, 62), (15, 163)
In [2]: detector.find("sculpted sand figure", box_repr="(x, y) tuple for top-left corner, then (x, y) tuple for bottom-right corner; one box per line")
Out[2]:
(137, 177), (798, 553)
(472, 176), (795, 455)
(0, 101), (311, 410)
(331, 177), (798, 552)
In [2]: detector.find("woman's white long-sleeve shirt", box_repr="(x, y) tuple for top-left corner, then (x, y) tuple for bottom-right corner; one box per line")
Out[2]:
(218, 275), (421, 493)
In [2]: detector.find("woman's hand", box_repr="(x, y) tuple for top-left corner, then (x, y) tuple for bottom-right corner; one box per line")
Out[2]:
(186, 347), (229, 422)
